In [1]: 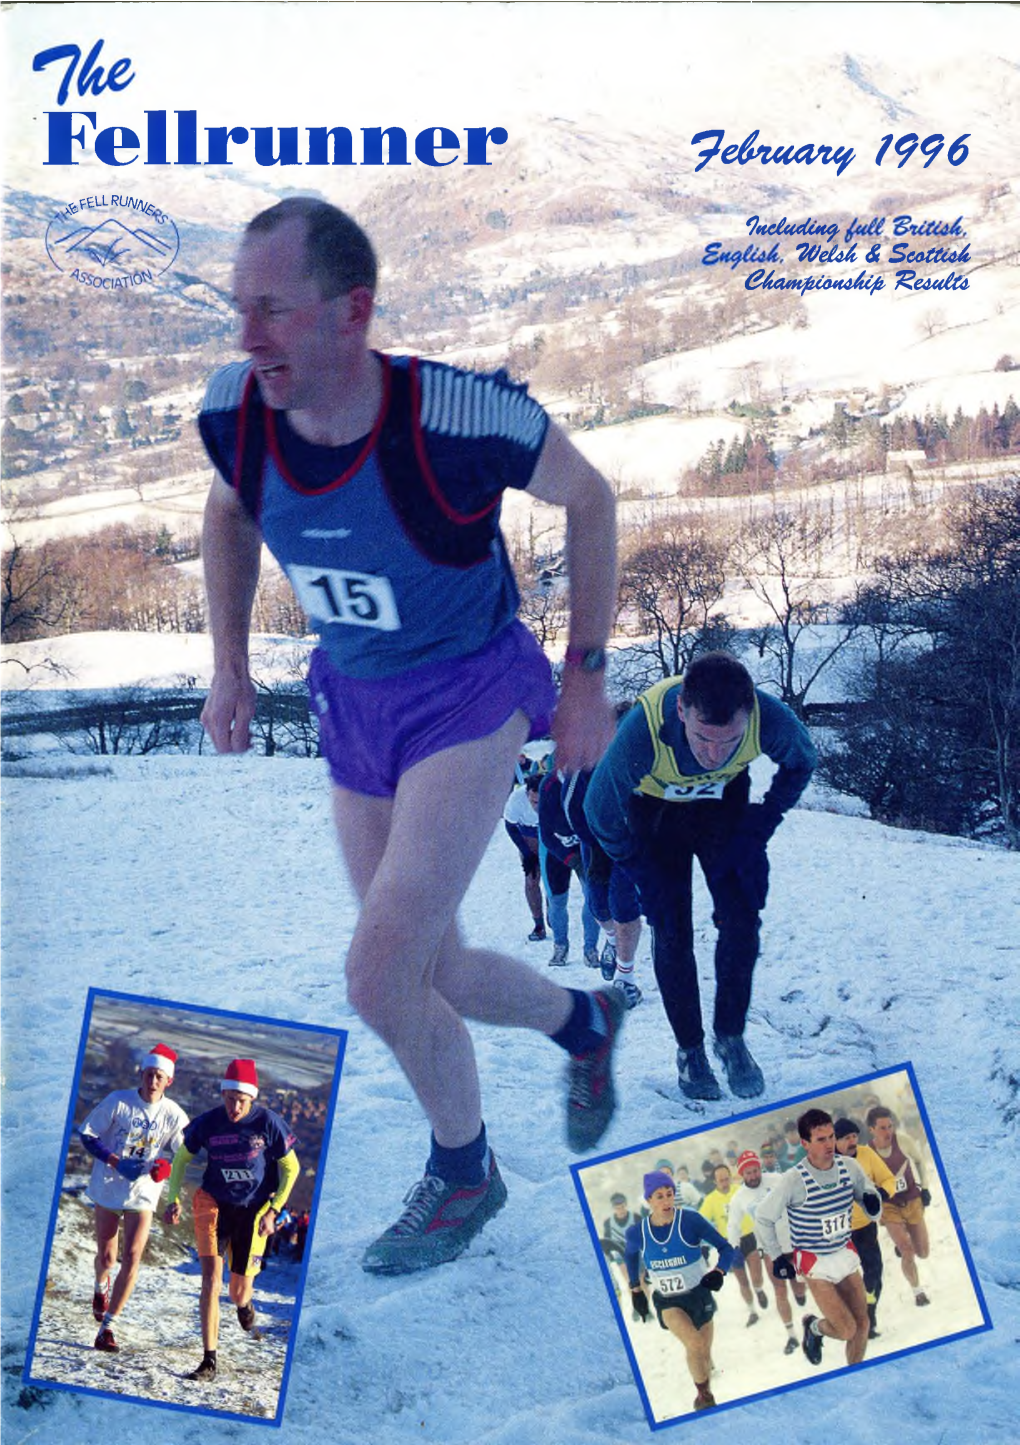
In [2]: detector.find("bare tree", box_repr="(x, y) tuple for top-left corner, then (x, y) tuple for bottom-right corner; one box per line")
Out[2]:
(734, 505), (859, 715)
(617, 517), (734, 689)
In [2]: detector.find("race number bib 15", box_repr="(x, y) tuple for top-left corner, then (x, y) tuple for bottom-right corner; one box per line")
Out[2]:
(662, 779), (727, 802)
(287, 564), (401, 632)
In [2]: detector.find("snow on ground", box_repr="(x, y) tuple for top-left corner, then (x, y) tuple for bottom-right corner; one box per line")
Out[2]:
(29, 1192), (297, 1420)
(2, 744), (1018, 1445)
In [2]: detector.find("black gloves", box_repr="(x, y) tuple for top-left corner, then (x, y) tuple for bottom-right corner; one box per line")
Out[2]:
(772, 1253), (798, 1281)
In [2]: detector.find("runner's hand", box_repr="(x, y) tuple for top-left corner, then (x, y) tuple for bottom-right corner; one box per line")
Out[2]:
(630, 1288), (650, 1319)
(551, 670), (615, 773)
(701, 1268), (725, 1291)
(861, 1188), (883, 1219)
(772, 1253), (798, 1280)
(163, 1200), (182, 1226)
(201, 670), (258, 754)
(150, 1159), (172, 1183)
(115, 1156), (148, 1180)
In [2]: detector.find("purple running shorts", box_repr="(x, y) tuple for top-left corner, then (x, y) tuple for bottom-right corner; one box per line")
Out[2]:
(308, 620), (556, 797)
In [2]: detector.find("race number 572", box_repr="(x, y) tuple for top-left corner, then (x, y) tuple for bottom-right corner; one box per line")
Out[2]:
(287, 564), (401, 632)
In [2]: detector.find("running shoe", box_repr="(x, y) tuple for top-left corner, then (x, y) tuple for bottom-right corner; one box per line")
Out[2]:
(802, 1314), (824, 1366)
(361, 1152), (508, 1275)
(712, 1034), (765, 1098)
(599, 940), (618, 981)
(93, 1324), (118, 1353)
(783, 1334), (800, 1355)
(693, 1388), (717, 1412)
(793, 1287), (807, 1308)
(566, 988), (626, 1152)
(549, 943), (569, 966)
(756, 1288), (769, 1309)
(92, 1282), (110, 1323)
(915, 1291), (930, 1306)
(583, 946), (601, 969)
(237, 1303), (262, 1339)
(527, 924), (547, 942)
(675, 1044), (723, 1101)
(746, 1310), (759, 1327)
(187, 1356), (217, 1381)
(614, 978), (642, 1009)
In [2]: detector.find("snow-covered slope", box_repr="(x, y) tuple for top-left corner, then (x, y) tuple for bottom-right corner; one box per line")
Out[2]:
(2, 750), (1017, 1444)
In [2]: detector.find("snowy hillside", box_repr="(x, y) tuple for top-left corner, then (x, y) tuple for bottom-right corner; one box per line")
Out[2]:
(2, 747), (1017, 1444)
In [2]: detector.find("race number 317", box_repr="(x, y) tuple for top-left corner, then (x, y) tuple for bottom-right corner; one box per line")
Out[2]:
(287, 564), (401, 631)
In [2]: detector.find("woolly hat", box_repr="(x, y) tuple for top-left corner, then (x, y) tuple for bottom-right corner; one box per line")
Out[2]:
(834, 1117), (861, 1140)
(643, 1170), (676, 1201)
(736, 1150), (761, 1176)
(143, 1044), (177, 1079)
(610, 1192), (627, 1206)
(221, 1058), (259, 1098)
(654, 1157), (674, 1173)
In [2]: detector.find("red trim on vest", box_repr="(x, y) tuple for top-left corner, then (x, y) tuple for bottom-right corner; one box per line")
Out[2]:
(262, 355), (393, 496)
(407, 357), (501, 525)
(234, 370), (258, 493)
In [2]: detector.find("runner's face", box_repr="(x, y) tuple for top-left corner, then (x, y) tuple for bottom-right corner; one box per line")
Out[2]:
(742, 1164), (762, 1187)
(871, 1117), (894, 1148)
(647, 1186), (675, 1221)
(835, 1132), (858, 1156)
(677, 703), (750, 771)
(139, 1067), (170, 1102)
(232, 217), (359, 414)
(805, 1124), (836, 1169)
(713, 1167), (731, 1192)
(223, 1089), (254, 1122)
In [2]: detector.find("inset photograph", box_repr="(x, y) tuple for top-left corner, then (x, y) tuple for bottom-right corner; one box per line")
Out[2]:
(573, 1064), (990, 1429)
(24, 989), (347, 1424)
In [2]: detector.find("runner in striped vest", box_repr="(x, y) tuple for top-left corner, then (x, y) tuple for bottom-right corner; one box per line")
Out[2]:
(755, 1108), (883, 1369)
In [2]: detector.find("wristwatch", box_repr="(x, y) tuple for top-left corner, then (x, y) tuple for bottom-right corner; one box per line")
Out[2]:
(564, 645), (607, 673)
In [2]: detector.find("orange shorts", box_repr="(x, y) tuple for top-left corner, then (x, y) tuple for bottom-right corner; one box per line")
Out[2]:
(192, 1187), (269, 1277)
(882, 1195), (925, 1229)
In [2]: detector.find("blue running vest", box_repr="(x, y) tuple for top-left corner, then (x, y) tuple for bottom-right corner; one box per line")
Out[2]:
(641, 1210), (711, 1295)
(199, 355), (545, 678)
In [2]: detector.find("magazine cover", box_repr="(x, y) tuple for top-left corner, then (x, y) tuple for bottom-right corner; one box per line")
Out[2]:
(2, 5), (1018, 1445)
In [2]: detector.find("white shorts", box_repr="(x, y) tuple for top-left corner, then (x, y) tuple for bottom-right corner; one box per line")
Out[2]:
(794, 1242), (861, 1285)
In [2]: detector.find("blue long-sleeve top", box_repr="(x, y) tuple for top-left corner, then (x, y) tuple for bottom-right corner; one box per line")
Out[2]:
(584, 685), (816, 862)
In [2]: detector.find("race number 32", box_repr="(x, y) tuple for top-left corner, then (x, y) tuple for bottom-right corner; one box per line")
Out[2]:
(287, 564), (401, 632)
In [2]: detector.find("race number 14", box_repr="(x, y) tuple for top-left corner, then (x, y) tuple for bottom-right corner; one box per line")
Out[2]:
(287, 564), (401, 631)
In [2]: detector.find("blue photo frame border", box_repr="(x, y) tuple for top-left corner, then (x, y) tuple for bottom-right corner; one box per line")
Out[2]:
(22, 985), (349, 1427)
(571, 1060), (992, 1432)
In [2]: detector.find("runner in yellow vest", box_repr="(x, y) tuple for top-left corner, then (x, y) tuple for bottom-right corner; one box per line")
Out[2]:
(585, 653), (816, 1100)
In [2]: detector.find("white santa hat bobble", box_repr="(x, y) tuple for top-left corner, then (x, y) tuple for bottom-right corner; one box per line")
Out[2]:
(221, 1058), (259, 1098)
(143, 1043), (177, 1079)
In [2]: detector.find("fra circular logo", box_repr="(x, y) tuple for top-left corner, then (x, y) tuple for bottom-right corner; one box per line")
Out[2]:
(45, 194), (180, 291)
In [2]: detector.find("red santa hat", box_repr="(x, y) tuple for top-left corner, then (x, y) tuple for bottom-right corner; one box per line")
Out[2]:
(221, 1058), (259, 1098)
(736, 1149), (761, 1176)
(143, 1044), (177, 1079)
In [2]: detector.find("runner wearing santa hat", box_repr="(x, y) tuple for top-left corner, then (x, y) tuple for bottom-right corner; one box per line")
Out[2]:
(163, 1058), (300, 1382)
(77, 1043), (188, 1353)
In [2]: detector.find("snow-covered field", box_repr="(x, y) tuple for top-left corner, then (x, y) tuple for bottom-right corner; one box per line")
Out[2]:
(2, 739), (1017, 1445)
(28, 1192), (299, 1421)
